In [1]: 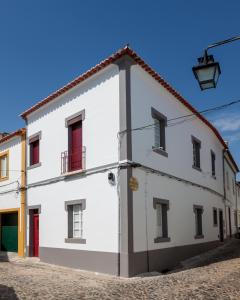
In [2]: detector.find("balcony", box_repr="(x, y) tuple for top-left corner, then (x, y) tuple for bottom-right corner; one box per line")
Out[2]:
(61, 146), (86, 175)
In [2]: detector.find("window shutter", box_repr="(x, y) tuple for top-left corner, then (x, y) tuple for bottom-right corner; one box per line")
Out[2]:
(156, 203), (163, 237)
(30, 139), (39, 165)
(68, 205), (73, 238)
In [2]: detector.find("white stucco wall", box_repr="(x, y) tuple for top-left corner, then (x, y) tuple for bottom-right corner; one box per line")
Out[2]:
(26, 170), (119, 253)
(130, 65), (228, 252)
(0, 136), (22, 210)
(26, 64), (120, 184)
(132, 168), (225, 252)
(26, 64), (120, 253)
(130, 65), (224, 195)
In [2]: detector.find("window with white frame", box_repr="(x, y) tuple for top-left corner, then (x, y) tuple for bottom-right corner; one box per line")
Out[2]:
(73, 204), (83, 238)
(153, 198), (170, 243)
(65, 199), (86, 243)
(0, 152), (8, 180)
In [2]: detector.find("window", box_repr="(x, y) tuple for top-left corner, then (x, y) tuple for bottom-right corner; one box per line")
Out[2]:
(151, 108), (167, 157)
(28, 132), (41, 168)
(192, 136), (201, 170)
(65, 199), (86, 243)
(64, 110), (85, 173)
(0, 151), (8, 180)
(193, 205), (204, 238)
(232, 178), (235, 195)
(226, 171), (229, 190)
(213, 208), (218, 226)
(153, 198), (170, 243)
(211, 150), (216, 177)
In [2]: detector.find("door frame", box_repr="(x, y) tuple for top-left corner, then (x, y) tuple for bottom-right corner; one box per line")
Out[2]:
(0, 208), (22, 256)
(28, 206), (41, 257)
(228, 207), (232, 238)
(218, 209), (224, 242)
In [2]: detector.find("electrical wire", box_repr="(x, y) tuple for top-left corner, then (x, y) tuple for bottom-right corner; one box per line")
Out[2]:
(119, 98), (240, 135)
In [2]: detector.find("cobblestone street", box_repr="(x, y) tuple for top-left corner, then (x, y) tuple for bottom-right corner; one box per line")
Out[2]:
(0, 239), (240, 300)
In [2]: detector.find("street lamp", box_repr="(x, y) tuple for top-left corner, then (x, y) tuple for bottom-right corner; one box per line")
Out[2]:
(192, 36), (240, 90)
(192, 52), (221, 90)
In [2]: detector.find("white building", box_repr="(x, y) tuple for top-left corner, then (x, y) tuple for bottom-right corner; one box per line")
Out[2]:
(20, 47), (238, 277)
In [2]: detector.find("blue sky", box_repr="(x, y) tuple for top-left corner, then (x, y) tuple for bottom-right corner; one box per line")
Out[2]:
(1, 1), (240, 167)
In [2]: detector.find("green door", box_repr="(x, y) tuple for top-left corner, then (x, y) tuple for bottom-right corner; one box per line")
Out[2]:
(1, 213), (18, 252)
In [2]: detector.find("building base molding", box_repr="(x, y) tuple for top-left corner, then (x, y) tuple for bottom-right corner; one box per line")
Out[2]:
(39, 247), (119, 275)
(131, 240), (220, 276)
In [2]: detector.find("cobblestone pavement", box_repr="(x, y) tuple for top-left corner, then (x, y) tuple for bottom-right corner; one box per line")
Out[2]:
(0, 239), (240, 300)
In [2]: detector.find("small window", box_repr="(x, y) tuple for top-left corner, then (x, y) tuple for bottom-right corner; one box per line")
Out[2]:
(213, 208), (218, 226)
(193, 205), (204, 238)
(226, 171), (229, 190)
(192, 136), (201, 170)
(151, 108), (167, 156)
(153, 198), (170, 243)
(0, 152), (8, 180)
(211, 151), (216, 177)
(232, 179), (235, 195)
(65, 199), (86, 244)
(30, 139), (39, 166)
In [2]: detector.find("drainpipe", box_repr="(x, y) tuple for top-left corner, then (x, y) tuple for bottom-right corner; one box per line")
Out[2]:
(19, 129), (26, 257)
(222, 149), (227, 239)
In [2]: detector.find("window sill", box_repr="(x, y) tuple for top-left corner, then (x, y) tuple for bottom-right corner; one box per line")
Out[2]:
(213, 224), (218, 227)
(63, 169), (86, 177)
(27, 162), (42, 170)
(152, 147), (168, 157)
(154, 237), (171, 243)
(192, 165), (202, 172)
(194, 234), (204, 239)
(65, 238), (86, 244)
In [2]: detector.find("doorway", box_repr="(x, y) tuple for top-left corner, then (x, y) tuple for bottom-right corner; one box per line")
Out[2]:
(219, 209), (224, 242)
(29, 209), (39, 257)
(228, 207), (232, 238)
(0, 212), (18, 252)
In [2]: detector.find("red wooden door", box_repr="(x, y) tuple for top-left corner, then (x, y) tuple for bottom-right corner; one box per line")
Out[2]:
(69, 121), (82, 171)
(33, 214), (39, 257)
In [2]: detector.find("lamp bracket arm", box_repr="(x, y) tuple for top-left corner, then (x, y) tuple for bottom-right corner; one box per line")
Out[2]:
(205, 35), (240, 53)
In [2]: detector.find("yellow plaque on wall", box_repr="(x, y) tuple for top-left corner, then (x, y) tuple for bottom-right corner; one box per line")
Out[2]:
(129, 176), (139, 191)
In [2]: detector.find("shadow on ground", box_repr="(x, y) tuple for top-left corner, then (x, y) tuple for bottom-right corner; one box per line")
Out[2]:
(0, 252), (9, 263)
(170, 238), (240, 274)
(0, 285), (18, 300)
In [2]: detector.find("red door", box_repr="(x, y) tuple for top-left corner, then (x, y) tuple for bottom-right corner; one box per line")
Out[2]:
(33, 214), (39, 257)
(69, 121), (82, 171)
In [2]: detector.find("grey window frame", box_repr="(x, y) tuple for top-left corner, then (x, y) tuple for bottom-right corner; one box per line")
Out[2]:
(27, 131), (42, 170)
(153, 198), (170, 243)
(211, 150), (216, 178)
(192, 136), (201, 171)
(193, 205), (204, 239)
(65, 199), (86, 244)
(213, 207), (218, 227)
(151, 108), (168, 157)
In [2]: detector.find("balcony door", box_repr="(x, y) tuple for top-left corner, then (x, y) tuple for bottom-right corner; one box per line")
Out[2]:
(68, 120), (82, 172)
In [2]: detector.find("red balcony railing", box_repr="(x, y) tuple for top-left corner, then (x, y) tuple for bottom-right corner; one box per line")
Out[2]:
(61, 146), (86, 174)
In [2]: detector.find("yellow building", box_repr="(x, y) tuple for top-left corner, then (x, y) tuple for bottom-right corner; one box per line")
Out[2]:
(0, 129), (26, 256)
